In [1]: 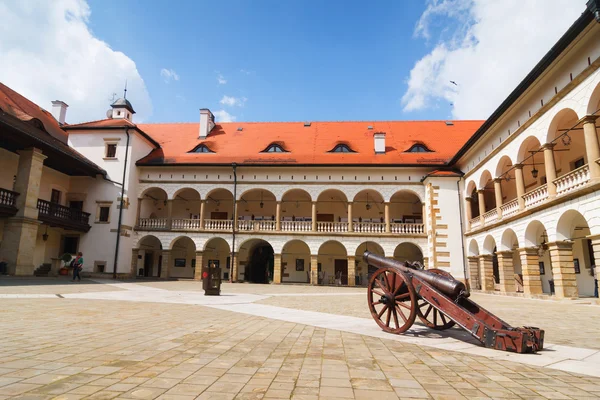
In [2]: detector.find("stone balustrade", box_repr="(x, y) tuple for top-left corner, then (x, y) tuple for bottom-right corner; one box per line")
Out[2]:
(523, 184), (548, 209)
(500, 198), (519, 218)
(390, 223), (424, 235)
(469, 217), (481, 229)
(281, 220), (311, 232)
(171, 218), (201, 230)
(353, 221), (385, 233)
(204, 219), (233, 230)
(137, 217), (168, 230)
(482, 208), (499, 224)
(317, 221), (348, 233)
(554, 164), (590, 196)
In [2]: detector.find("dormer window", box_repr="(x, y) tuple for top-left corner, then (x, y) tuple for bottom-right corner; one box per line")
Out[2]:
(405, 144), (432, 153)
(262, 144), (288, 153)
(329, 144), (356, 153)
(189, 144), (214, 153)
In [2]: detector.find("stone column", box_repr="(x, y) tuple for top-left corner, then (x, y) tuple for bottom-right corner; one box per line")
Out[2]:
(311, 201), (317, 232)
(548, 241), (578, 299)
(514, 164), (526, 210)
(465, 198), (473, 229)
(582, 115), (600, 180)
(194, 251), (203, 280)
(493, 178), (503, 218)
(542, 144), (557, 197)
(160, 250), (171, 279)
(422, 257), (429, 269)
(136, 198), (142, 226)
(231, 252), (238, 283)
(421, 202), (427, 229)
(384, 202), (390, 233)
(347, 202), (353, 232)
(479, 254), (495, 291)
(467, 256), (480, 290)
(0, 148), (47, 275)
(130, 249), (140, 278)
(273, 253), (282, 284)
(166, 200), (173, 229)
(310, 255), (318, 285)
(518, 247), (543, 295)
(588, 235), (600, 287)
(199, 200), (206, 229)
(347, 255), (356, 286)
(496, 250), (516, 293)
(477, 190), (486, 224)
(275, 202), (281, 231)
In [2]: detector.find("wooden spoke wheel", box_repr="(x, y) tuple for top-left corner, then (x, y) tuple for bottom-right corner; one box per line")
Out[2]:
(367, 267), (417, 334)
(416, 268), (456, 330)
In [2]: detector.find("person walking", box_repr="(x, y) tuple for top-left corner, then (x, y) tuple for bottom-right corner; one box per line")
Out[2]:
(72, 252), (84, 282)
(593, 265), (598, 298)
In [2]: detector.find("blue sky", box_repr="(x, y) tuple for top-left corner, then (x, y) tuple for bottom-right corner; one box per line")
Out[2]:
(87, 0), (449, 123)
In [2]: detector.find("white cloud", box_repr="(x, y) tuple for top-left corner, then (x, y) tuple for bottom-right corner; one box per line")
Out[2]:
(217, 73), (227, 85)
(160, 68), (179, 83)
(240, 69), (252, 75)
(219, 95), (247, 107)
(213, 109), (236, 122)
(0, 0), (152, 123)
(401, 0), (583, 120)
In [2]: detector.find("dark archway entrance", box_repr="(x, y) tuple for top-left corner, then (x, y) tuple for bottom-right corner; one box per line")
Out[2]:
(241, 240), (274, 283)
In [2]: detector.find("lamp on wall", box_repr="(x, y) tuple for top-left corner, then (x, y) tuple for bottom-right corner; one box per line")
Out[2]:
(42, 226), (49, 242)
(561, 132), (572, 146)
(530, 152), (539, 179)
(365, 193), (372, 211)
(259, 191), (264, 209)
(537, 231), (548, 257)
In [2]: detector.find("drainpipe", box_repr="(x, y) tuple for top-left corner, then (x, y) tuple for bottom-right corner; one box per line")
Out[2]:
(112, 128), (131, 279)
(457, 179), (468, 287)
(230, 162), (237, 283)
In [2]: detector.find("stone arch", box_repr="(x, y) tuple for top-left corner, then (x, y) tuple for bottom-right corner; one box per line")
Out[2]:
(203, 237), (231, 253)
(281, 239), (311, 283)
(465, 180), (477, 197)
(203, 237), (232, 281)
(206, 187), (233, 199)
(495, 155), (517, 203)
(388, 188), (423, 203)
(171, 188), (202, 220)
(495, 155), (513, 178)
(500, 229), (519, 252)
(237, 189), (277, 221)
(482, 235), (496, 255)
(478, 171), (496, 212)
(587, 80), (600, 115)
(316, 189), (348, 223)
(237, 238), (275, 283)
(172, 187), (201, 200)
(135, 234), (164, 250)
(393, 242), (424, 264)
(468, 239), (480, 257)
(140, 187), (168, 199)
(135, 235), (164, 278)
(517, 136), (544, 192)
(353, 189), (385, 224)
(281, 188), (312, 202)
(317, 240), (348, 285)
(546, 108), (580, 143)
(169, 235), (197, 250)
(169, 236), (197, 278)
(280, 189), (312, 222)
(555, 209), (590, 241)
(478, 170), (493, 190)
(523, 220), (547, 247)
(204, 189), (234, 221)
(389, 190), (423, 224)
(238, 188), (277, 202)
(354, 241), (385, 258)
(517, 136), (542, 163)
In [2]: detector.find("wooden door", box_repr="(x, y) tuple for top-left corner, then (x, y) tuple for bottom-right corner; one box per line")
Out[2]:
(334, 259), (348, 285)
(317, 213), (334, 222)
(211, 212), (228, 220)
(143, 252), (153, 277)
(157, 255), (162, 278)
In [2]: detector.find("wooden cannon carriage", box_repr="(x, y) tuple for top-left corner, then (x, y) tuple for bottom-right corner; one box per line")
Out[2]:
(364, 252), (544, 353)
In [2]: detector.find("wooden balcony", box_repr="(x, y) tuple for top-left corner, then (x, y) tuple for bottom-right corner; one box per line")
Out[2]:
(0, 188), (18, 217)
(37, 199), (91, 232)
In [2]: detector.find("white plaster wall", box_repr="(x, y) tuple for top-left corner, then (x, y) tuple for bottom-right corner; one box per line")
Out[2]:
(0, 148), (18, 191)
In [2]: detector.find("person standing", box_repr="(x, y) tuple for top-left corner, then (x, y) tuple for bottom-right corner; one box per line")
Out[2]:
(72, 252), (84, 282)
(593, 265), (598, 298)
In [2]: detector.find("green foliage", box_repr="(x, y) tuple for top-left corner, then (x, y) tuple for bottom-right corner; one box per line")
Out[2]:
(60, 253), (72, 264)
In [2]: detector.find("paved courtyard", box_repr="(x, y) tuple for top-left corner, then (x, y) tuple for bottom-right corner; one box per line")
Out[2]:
(1, 278), (600, 400)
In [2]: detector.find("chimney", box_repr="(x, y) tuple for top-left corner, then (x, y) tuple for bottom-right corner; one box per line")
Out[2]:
(199, 108), (215, 139)
(51, 100), (68, 125)
(374, 132), (386, 154)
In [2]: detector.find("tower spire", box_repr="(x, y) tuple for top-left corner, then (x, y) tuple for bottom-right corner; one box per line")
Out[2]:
(123, 79), (128, 99)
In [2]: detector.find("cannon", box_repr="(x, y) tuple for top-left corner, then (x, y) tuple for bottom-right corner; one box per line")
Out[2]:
(364, 252), (544, 353)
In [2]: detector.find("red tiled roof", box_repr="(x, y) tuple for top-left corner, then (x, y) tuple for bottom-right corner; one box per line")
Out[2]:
(424, 170), (463, 178)
(64, 118), (136, 129)
(0, 82), (68, 143)
(135, 120), (483, 166)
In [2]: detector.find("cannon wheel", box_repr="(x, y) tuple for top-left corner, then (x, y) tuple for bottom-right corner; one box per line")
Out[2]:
(416, 268), (456, 330)
(368, 267), (417, 334)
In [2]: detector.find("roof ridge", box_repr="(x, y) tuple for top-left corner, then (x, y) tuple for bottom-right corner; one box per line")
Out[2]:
(137, 119), (486, 125)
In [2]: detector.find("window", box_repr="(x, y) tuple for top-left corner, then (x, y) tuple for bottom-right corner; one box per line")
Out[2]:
(63, 236), (79, 255)
(51, 189), (61, 204)
(99, 207), (110, 222)
(405, 144), (431, 153)
(96, 202), (112, 223)
(573, 157), (585, 170)
(69, 201), (83, 211)
(262, 144), (288, 153)
(329, 144), (355, 153)
(105, 144), (117, 158)
(189, 144), (214, 153)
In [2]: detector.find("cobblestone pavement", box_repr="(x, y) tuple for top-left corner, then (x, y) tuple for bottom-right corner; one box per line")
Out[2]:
(1, 298), (600, 400)
(256, 292), (600, 350)
(0, 278), (124, 294)
(136, 282), (364, 295)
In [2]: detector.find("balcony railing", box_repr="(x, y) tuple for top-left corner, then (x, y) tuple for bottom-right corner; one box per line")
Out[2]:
(317, 221), (348, 233)
(482, 209), (499, 224)
(523, 184), (548, 209)
(281, 220), (312, 232)
(237, 220), (276, 232)
(0, 188), (18, 217)
(390, 223), (425, 235)
(500, 198), (519, 218)
(469, 217), (481, 230)
(204, 219), (233, 231)
(554, 164), (590, 196)
(37, 199), (91, 232)
(354, 222), (385, 233)
(172, 218), (201, 230)
(138, 218), (168, 230)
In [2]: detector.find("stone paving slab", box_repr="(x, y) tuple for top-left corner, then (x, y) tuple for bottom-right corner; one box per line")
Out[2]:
(1, 299), (600, 400)
(0, 278), (124, 294)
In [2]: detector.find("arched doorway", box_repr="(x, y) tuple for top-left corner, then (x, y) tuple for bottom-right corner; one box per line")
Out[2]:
(479, 170), (496, 213)
(281, 240), (311, 283)
(556, 210), (595, 297)
(238, 189), (277, 230)
(318, 241), (348, 285)
(524, 220), (551, 294)
(169, 237), (196, 279)
(239, 239), (274, 283)
(389, 190), (423, 231)
(137, 235), (162, 277)
(517, 136), (545, 196)
(500, 228), (522, 292)
(393, 242), (424, 265)
(483, 235), (499, 287)
(138, 188), (169, 229)
(204, 189), (234, 229)
(172, 188), (201, 224)
(204, 237), (231, 281)
(355, 241), (384, 286)
(353, 190), (385, 232)
(281, 189), (312, 231)
(316, 189), (348, 231)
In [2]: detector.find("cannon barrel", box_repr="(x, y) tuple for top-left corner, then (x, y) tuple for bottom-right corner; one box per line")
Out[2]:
(363, 251), (468, 299)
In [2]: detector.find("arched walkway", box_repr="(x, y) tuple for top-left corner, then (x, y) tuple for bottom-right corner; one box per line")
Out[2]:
(136, 235), (162, 278)
(205, 189), (234, 226)
(281, 240), (311, 283)
(316, 190), (348, 231)
(479, 171), (496, 213)
(523, 220), (552, 295)
(467, 239), (481, 290)
(546, 109), (586, 183)
(517, 136), (544, 196)
(172, 188), (201, 220)
(389, 190), (423, 227)
(355, 241), (384, 286)
(238, 239), (274, 283)
(353, 190), (385, 230)
(238, 189), (277, 227)
(139, 188), (169, 226)
(393, 242), (423, 264)
(318, 241), (348, 285)
(556, 210), (595, 297)
(169, 236), (196, 279)
(204, 237), (231, 281)
(281, 189), (312, 226)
